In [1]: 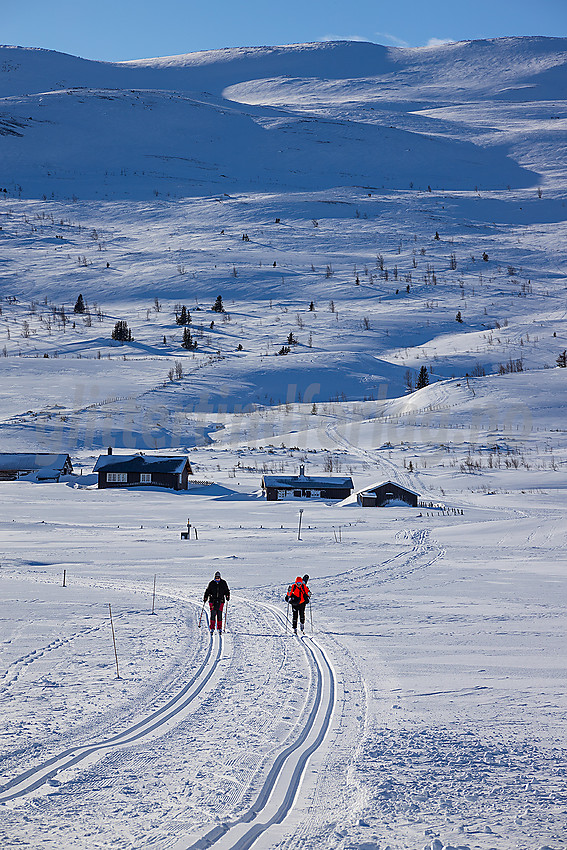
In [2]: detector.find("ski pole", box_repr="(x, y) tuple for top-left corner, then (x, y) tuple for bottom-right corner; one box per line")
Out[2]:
(198, 601), (206, 628)
(285, 600), (290, 634)
(223, 600), (229, 633)
(309, 599), (313, 633)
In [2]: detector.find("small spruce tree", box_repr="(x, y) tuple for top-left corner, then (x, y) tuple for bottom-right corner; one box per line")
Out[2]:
(111, 321), (132, 342)
(74, 293), (86, 314)
(416, 365), (429, 389)
(182, 327), (197, 350)
(212, 295), (224, 313)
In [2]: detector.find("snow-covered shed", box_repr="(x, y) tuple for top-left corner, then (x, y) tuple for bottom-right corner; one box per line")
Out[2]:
(93, 450), (192, 490)
(357, 481), (419, 507)
(262, 465), (353, 501)
(0, 453), (73, 482)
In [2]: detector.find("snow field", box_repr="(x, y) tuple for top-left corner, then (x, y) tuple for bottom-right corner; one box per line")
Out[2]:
(0, 33), (566, 850)
(0, 478), (565, 848)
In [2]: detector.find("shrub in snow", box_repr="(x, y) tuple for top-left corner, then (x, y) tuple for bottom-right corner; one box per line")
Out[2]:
(111, 321), (132, 342)
(181, 327), (197, 350)
(74, 293), (86, 314)
(176, 305), (191, 325)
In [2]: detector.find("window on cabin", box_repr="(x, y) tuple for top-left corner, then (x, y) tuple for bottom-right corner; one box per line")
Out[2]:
(293, 490), (301, 497)
(107, 472), (127, 483)
(140, 473), (151, 483)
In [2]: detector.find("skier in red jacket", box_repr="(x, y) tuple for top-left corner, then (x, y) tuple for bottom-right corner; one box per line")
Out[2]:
(286, 574), (310, 634)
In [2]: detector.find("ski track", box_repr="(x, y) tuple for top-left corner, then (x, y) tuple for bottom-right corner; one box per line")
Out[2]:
(0, 618), (225, 803)
(325, 420), (418, 491)
(0, 522), (445, 849)
(318, 527), (445, 590)
(175, 612), (336, 850)
(0, 575), (343, 850)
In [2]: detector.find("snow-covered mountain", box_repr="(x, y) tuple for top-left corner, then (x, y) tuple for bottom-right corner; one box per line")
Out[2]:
(0, 36), (566, 850)
(3, 37), (566, 198)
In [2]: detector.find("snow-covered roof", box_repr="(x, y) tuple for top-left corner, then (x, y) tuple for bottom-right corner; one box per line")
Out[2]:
(93, 454), (189, 475)
(262, 474), (353, 490)
(0, 453), (72, 473)
(358, 480), (420, 498)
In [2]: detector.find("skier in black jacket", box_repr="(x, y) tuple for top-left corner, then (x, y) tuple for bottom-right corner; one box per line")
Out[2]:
(204, 571), (230, 632)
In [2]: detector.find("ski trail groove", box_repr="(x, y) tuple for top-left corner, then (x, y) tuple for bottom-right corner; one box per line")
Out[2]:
(319, 527), (444, 589)
(178, 621), (336, 850)
(0, 630), (224, 803)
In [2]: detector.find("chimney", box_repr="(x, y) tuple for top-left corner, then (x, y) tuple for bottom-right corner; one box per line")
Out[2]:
(108, 446), (113, 455)
(299, 464), (305, 477)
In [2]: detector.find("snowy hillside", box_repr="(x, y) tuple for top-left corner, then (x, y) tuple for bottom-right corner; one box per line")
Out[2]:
(0, 36), (566, 850)
(4, 37), (567, 198)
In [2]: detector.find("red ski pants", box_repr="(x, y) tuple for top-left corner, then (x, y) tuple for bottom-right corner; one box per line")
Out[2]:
(209, 602), (224, 631)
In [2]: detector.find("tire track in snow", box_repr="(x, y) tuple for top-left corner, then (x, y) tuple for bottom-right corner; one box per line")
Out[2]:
(0, 629), (226, 803)
(175, 613), (336, 850)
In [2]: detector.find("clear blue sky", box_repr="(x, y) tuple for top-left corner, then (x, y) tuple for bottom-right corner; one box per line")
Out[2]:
(4, 0), (566, 61)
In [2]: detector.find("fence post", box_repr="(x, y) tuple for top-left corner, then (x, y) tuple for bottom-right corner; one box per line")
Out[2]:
(109, 603), (120, 679)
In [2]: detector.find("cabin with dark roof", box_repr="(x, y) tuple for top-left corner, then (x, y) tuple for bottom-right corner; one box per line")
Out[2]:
(0, 453), (73, 482)
(93, 450), (192, 490)
(357, 480), (419, 507)
(262, 465), (353, 501)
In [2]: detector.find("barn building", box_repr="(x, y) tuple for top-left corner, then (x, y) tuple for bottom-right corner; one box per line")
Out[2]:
(93, 450), (193, 490)
(357, 481), (419, 507)
(0, 453), (73, 482)
(262, 465), (353, 501)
